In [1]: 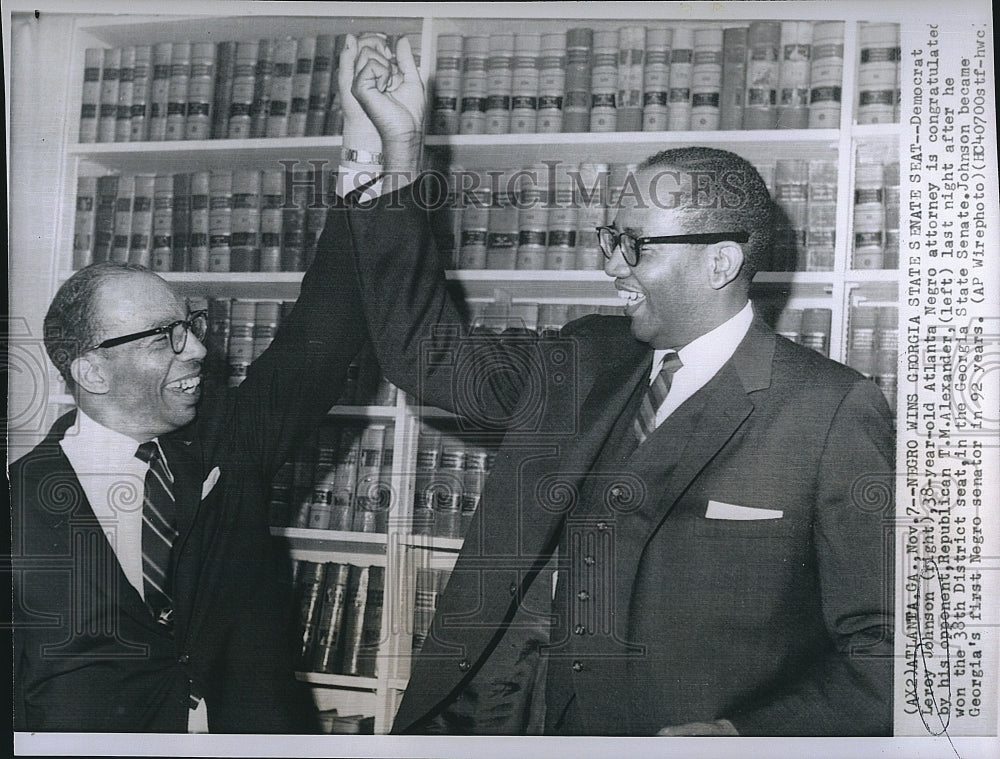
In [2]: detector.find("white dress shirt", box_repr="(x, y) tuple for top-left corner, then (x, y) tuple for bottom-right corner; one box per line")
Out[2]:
(59, 408), (153, 601)
(649, 301), (754, 426)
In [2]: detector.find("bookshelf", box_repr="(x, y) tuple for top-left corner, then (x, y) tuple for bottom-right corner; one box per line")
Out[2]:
(11, 2), (905, 735)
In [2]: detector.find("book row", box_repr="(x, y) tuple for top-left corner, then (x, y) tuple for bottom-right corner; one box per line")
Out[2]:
(72, 171), (333, 273)
(292, 561), (385, 678)
(846, 304), (899, 408)
(852, 159), (901, 270)
(78, 32), (419, 143)
(412, 567), (449, 655)
(431, 21), (899, 135)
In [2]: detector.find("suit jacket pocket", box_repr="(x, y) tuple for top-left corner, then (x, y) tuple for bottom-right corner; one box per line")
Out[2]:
(692, 511), (797, 539)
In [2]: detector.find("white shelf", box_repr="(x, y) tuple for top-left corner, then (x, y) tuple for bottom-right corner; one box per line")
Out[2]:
(271, 527), (388, 556)
(401, 534), (464, 552)
(295, 671), (380, 691)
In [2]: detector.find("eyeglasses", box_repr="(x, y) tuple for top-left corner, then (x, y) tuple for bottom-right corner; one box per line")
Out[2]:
(87, 310), (209, 354)
(596, 226), (749, 267)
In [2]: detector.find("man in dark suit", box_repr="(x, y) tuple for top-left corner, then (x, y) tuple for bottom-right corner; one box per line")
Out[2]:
(334, 38), (895, 735)
(12, 210), (366, 732)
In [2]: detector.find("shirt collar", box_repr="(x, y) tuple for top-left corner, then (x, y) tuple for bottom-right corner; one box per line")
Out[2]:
(652, 301), (754, 375)
(61, 408), (157, 473)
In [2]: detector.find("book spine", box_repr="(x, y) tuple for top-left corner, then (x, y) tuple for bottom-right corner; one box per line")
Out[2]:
(800, 308), (832, 357)
(259, 169), (284, 272)
(808, 21), (844, 129)
(432, 439), (465, 539)
(339, 565), (372, 675)
(691, 27), (724, 131)
(616, 26), (645, 131)
(226, 299), (255, 387)
(114, 46), (135, 142)
(847, 304), (878, 378)
(188, 171), (210, 272)
(267, 37), (298, 138)
(288, 36), (315, 138)
(776, 21), (812, 129)
(312, 563), (351, 674)
(164, 43), (191, 141)
(305, 34), (334, 137)
(149, 174), (172, 270)
(148, 42), (172, 141)
(805, 159), (838, 271)
(209, 170), (233, 272)
(589, 30), (618, 133)
(211, 41), (236, 140)
(79, 48), (102, 143)
(743, 21), (781, 129)
(329, 426), (362, 532)
(432, 34), (463, 135)
(510, 33), (541, 134)
(184, 42), (215, 140)
(546, 176), (578, 270)
(774, 307), (803, 343)
(485, 34), (514, 134)
(563, 27), (593, 133)
(307, 424), (339, 530)
(719, 27), (748, 131)
(575, 162), (608, 270)
(323, 35), (347, 136)
(72, 176), (98, 269)
(230, 169), (261, 272)
(128, 174), (154, 267)
(295, 561), (327, 667)
(171, 173), (191, 271)
(411, 567), (443, 653)
(667, 27), (693, 131)
(374, 442), (394, 534)
(485, 174), (519, 269)
(883, 161), (900, 269)
(204, 296), (231, 367)
(459, 35), (488, 135)
(537, 303), (570, 335)
(773, 158), (808, 271)
(290, 432), (319, 528)
(250, 39), (274, 139)
(642, 27), (671, 131)
(537, 32), (566, 133)
(130, 45), (152, 141)
(875, 306), (899, 407)
(251, 300), (280, 360)
(857, 23), (899, 125)
(461, 450), (489, 534)
(356, 565), (385, 676)
(109, 174), (133, 263)
(852, 161), (885, 269)
(282, 174), (308, 271)
(457, 182), (490, 269)
(515, 165), (548, 270)
(353, 424), (387, 533)
(228, 41), (258, 139)
(411, 429), (442, 535)
(98, 48), (121, 143)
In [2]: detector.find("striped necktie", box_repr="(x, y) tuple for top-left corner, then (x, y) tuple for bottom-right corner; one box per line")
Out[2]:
(135, 441), (178, 626)
(633, 351), (683, 447)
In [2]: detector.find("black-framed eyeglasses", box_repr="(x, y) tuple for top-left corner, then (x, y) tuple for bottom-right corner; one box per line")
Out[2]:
(596, 226), (750, 267)
(86, 310), (209, 354)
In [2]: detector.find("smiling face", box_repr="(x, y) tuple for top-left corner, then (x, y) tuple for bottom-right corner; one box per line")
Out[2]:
(606, 170), (722, 350)
(89, 271), (206, 441)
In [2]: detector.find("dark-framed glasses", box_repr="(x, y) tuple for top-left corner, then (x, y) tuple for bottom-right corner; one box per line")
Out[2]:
(87, 310), (209, 354)
(596, 225), (749, 267)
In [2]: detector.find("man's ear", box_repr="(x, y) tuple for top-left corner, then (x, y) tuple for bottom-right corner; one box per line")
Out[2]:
(70, 354), (110, 395)
(706, 242), (745, 290)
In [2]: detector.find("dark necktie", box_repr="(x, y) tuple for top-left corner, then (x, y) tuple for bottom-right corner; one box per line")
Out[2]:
(135, 441), (178, 625)
(632, 351), (683, 446)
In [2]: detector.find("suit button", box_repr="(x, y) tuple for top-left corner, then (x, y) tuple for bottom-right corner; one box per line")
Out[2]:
(573, 624), (585, 635)
(509, 582), (518, 595)
(577, 590), (589, 601)
(583, 555), (595, 566)
(572, 660), (584, 672)
(178, 654), (190, 665)
(458, 659), (470, 672)
(596, 521), (608, 531)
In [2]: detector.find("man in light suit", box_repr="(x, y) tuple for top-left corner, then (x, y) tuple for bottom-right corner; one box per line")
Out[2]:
(12, 205), (367, 731)
(333, 38), (895, 736)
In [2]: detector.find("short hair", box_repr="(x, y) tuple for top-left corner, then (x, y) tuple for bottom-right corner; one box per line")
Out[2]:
(637, 147), (774, 279)
(44, 261), (151, 387)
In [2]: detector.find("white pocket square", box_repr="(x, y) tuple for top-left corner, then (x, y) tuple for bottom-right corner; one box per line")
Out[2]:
(705, 500), (783, 520)
(201, 467), (221, 499)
